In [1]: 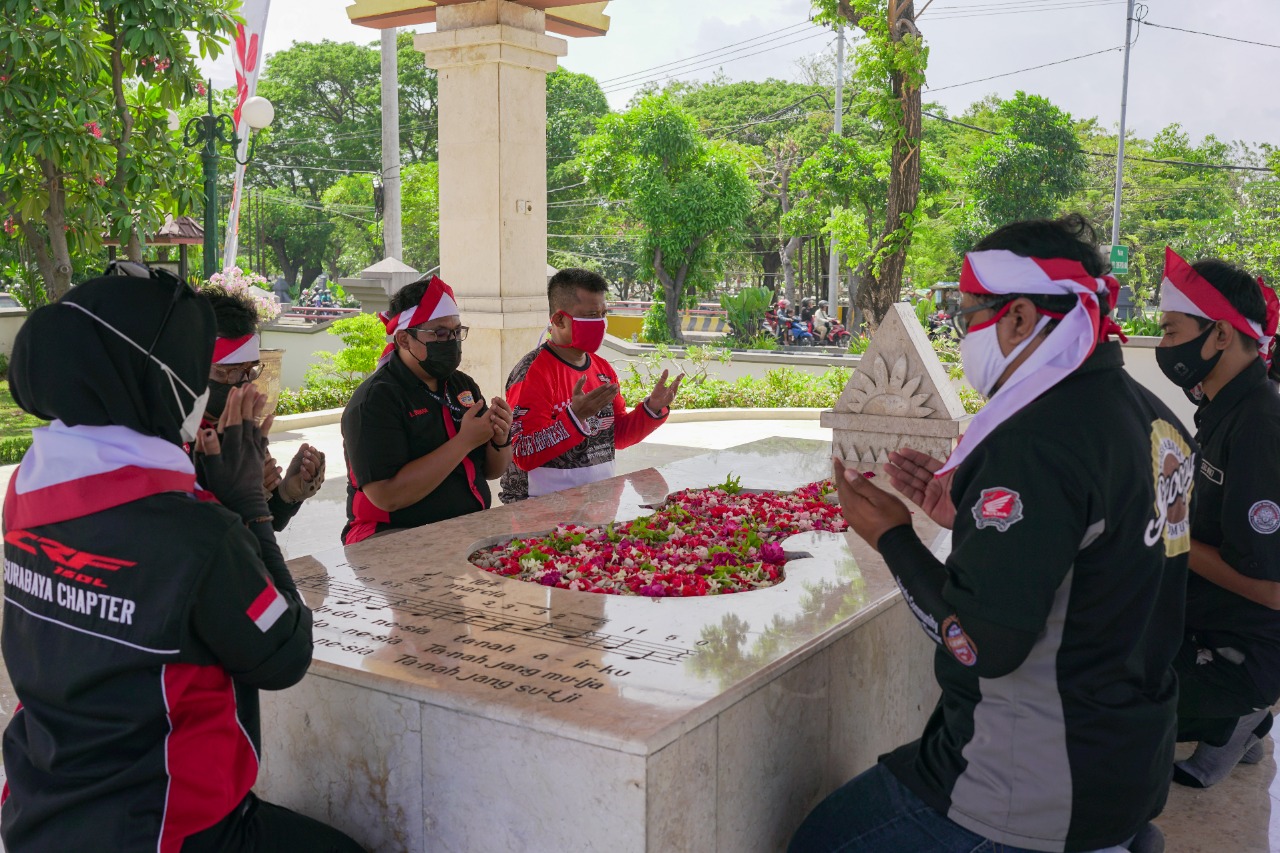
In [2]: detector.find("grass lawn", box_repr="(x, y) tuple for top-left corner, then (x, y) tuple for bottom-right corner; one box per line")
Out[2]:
(0, 381), (46, 440)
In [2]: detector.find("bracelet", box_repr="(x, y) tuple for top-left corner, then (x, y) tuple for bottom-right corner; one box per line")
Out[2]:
(490, 435), (513, 449)
(247, 515), (274, 525)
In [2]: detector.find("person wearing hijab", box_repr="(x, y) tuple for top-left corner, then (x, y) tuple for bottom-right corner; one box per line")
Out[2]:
(340, 274), (513, 545)
(1155, 248), (1280, 789)
(199, 284), (326, 532)
(0, 268), (363, 852)
(790, 216), (1189, 853)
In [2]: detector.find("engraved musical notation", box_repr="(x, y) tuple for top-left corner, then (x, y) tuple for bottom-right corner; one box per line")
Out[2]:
(294, 574), (694, 666)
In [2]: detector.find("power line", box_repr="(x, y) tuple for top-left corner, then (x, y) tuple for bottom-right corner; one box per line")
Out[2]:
(923, 111), (1273, 172)
(596, 20), (819, 86)
(926, 45), (1124, 92)
(927, 0), (1126, 20)
(257, 162), (379, 176)
(1142, 21), (1280, 51)
(601, 31), (833, 95)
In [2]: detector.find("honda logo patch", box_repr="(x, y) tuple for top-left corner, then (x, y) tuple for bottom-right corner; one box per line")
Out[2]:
(972, 487), (1024, 532)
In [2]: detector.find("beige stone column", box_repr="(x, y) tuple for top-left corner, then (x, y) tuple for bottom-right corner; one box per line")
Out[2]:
(415, 0), (567, 396)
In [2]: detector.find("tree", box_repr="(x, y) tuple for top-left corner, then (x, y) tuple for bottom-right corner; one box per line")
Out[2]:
(957, 92), (1086, 247)
(813, 0), (928, 324)
(0, 0), (237, 298)
(580, 95), (757, 343)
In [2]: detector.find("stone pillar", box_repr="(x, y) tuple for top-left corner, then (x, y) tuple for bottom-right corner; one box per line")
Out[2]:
(415, 0), (567, 396)
(341, 257), (421, 316)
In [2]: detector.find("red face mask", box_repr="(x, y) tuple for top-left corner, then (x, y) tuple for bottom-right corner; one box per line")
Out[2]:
(556, 313), (607, 353)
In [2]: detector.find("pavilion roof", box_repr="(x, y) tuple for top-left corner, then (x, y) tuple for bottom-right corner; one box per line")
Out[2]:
(346, 0), (610, 37)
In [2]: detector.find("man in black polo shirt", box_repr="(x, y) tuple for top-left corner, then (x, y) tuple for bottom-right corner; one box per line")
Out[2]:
(341, 276), (512, 545)
(791, 216), (1190, 853)
(1155, 247), (1280, 788)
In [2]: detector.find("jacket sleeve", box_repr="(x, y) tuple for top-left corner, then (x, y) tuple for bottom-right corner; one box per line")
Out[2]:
(509, 354), (590, 472)
(1218, 417), (1280, 582)
(267, 490), (304, 532)
(610, 394), (667, 451)
(876, 429), (1090, 676)
(191, 521), (313, 690)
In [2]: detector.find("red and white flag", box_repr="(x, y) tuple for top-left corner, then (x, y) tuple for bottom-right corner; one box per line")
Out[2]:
(246, 580), (287, 633)
(221, 0), (272, 274)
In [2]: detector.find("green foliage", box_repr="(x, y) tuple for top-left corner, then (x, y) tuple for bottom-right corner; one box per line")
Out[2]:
(0, 0), (237, 297)
(641, 300), (673, 344)
(957, 92), (1086, 247)
(580, 94), (757, 341)
(847, 334), (871, 355)
(621, 364), (850, 411)
(1121, 313), (1163, 337)
(275, 381), (359, 416)
(303, 312), (385, 386)
(720, 285), (772, 344)
(0, 435), (32, 465)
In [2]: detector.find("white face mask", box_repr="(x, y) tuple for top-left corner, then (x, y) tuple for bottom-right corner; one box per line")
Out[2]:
(60, 302), (209, 443)
(960, 312), (1050, 398)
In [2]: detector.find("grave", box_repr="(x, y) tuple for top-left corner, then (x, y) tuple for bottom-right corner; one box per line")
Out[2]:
(257, 439), (943, 852)
(822, 302), (969, 463)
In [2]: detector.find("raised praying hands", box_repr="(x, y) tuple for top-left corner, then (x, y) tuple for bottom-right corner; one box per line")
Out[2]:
(645, 369), (684, 413)
(885, 447), (956, 530)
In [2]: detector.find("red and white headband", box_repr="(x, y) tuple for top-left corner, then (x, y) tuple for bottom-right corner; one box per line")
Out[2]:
(1159, 247), (1277, 357)
(213, 333), (260, 364)
(939, 250), (1123, 477)
(377, 275), (460, 367)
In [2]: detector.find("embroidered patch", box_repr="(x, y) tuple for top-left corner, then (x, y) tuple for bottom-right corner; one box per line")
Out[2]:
(971, 487), (1023, 532)
(597, 373), (611, 383)
(457, 390), (476, 408)
(942, 615), (978, 667)
(1249, 500), (1280, 535)
(1199, 458), (1224, 486)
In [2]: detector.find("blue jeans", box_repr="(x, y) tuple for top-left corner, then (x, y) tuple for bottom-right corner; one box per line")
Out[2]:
(789, 763), (1118, 853)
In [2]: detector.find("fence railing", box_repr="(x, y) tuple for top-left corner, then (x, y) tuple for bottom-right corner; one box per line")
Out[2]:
(280, 305), (362, 323)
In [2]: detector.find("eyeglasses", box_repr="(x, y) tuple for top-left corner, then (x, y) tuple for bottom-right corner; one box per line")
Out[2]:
(949, 299), (1012, 340)
(410, 326), (469, 343)
(211, 362), (265, 384)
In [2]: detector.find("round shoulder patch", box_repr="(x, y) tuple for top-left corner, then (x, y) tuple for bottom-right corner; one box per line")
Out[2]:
(1249, 500), (1280, 535)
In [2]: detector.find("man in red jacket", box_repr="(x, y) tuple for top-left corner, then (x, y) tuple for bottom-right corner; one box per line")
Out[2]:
(499, 268), (681, 503)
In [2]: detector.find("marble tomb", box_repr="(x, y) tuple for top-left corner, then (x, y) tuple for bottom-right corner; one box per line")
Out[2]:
(258, 439), (943, 852)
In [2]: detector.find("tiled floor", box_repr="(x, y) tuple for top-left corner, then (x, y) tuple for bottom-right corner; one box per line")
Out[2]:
(0, 417), (1276, 850)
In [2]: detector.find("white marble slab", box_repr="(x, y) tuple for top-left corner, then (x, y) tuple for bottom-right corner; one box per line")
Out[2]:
(257, 439), (943, 851)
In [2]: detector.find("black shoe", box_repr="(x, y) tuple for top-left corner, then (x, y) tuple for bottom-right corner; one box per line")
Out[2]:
(1128, 822), (1165, 853)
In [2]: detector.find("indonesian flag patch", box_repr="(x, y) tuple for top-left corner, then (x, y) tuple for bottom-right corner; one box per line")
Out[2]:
(247, 580), (288, 632)
(972, 487), (1024, 532)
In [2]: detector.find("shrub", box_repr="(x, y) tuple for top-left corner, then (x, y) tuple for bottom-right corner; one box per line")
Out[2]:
(276, 380), (360, 416)
(622, 365), (852, 411)
(641, 301), (673, 344)
(0, 435), (33, 465)
(719, 286), (771, 345)
(303, 312), (385, 387)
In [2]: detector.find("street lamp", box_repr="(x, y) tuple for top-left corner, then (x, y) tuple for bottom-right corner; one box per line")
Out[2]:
(183, 84), (274, 279)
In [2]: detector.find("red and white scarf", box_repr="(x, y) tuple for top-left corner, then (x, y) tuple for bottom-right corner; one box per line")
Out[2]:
(213, 333), (260, 364)
(376, 276), (459, 368)
(1159, 246), (1279, 367)
(938, 250), (1123, 477)
(4, 422), (200, 530)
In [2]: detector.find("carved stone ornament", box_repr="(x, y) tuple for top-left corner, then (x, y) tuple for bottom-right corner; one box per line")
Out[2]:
(821, 303), (969, 464)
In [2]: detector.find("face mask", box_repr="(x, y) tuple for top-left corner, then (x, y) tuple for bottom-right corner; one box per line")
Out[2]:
(60, 301), (208, 444)
(419, 339), (462, 381)
(557, 314), (607, 354)
(1156, 325), (1222, 391)
(960, 310), (1050, 398)
(204, 378), (248, 421)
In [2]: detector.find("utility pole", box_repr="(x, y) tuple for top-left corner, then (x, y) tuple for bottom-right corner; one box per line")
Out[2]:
(381, 27), (404, 261)
(1110, 0), (1137, 248)
(827, 25), (846, 325)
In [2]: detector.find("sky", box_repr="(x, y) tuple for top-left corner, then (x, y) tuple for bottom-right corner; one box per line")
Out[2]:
(200, 0), (1280, 148)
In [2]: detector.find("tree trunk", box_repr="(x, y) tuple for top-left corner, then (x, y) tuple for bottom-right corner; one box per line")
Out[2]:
(653, 247), (686, 345)
(301, 265), (322, 290)
(39, 161), (74, 299)
(780, 235), (803, 303)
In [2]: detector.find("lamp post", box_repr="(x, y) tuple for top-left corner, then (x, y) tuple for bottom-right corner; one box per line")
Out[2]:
(183, 84), (274, 279)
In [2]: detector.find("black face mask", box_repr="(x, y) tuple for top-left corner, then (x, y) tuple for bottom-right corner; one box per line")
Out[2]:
(204, 379), (241, 420)
(419, 339), (462, 381)
(1156, 325), (1222, 391)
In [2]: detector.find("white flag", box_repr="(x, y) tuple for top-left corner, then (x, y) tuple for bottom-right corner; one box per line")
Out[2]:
(221, 0), (272, 275)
